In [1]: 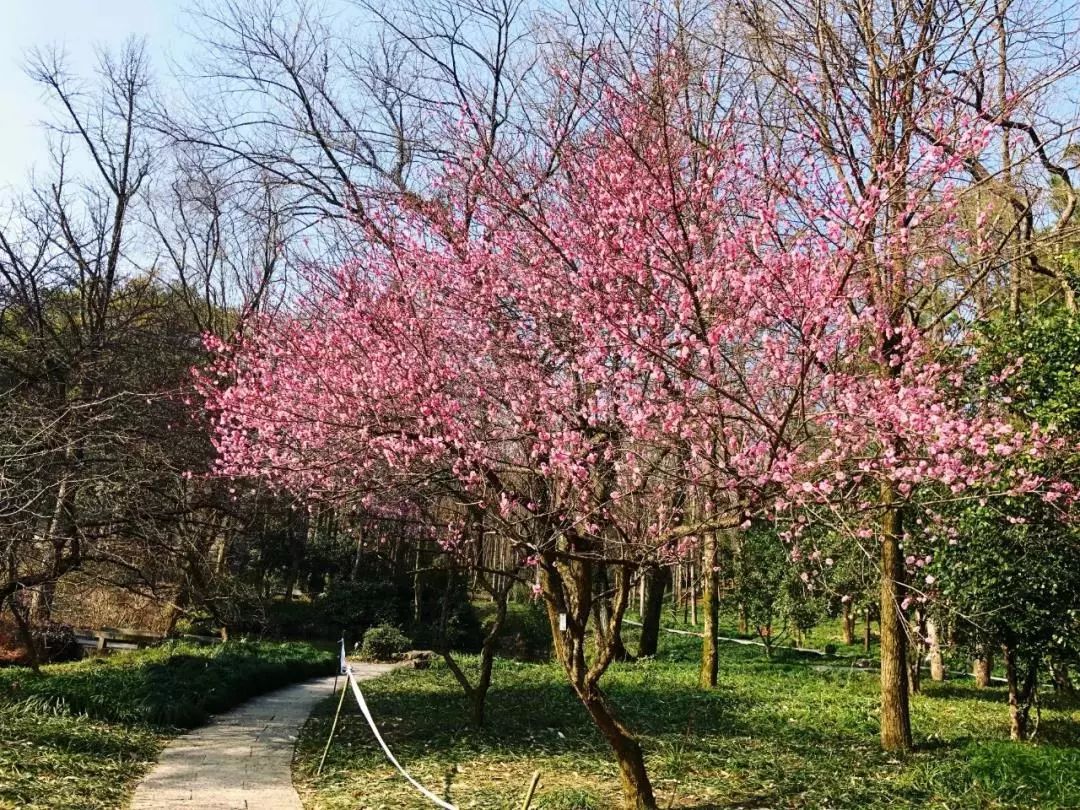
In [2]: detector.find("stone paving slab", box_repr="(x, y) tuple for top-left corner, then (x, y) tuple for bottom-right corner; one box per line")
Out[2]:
(130, 663), (396, 810)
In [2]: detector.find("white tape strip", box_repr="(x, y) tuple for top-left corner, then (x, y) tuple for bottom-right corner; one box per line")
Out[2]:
(346, 666), (458, 810)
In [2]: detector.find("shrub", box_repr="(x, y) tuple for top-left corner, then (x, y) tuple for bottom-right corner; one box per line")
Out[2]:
(360, 624), (411, 661)
(263, 600), (323, 639)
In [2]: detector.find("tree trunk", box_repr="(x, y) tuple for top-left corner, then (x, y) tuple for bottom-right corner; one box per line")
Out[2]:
(908, 609), (926, 695)
(682, 565), (689, 625)
(974, 651), (994, 688)
(1050, 659), (1075, 694)
(214, 532), (231, 575)
(412, 547), (423, 624)
(673, 565), (682, 626)
(282, 511), (308, 602)
(163, 585), (190, 636)
(908, 647), (922, 694)
(689, 564), (697, 626)
(593, 564), (634, 662)
(842, 602), (855, 645)
(879, 489), (913, 751)
(579, 688), (658, 810)
(441, 584), (508, 728)
(9, 596), (41, 672)
(540, 555), (656, 810)
(29, 583), (54, 626)
(864, 608), (872, 653)
(927, 618), (946, 681)
(699, 531), (719, 688)
(637, 566), (669, 658)
(1004, 646), (1037, 741)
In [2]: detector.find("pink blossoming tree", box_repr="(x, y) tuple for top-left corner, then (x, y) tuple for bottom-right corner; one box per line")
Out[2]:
(199, 54), (1060, 807)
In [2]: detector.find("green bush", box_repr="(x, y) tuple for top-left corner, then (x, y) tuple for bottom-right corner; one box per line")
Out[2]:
(360, 625), (411, 661)
(0, 640), (334, 728)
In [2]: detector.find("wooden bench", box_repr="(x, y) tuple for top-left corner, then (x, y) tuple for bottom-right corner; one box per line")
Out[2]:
(73, 627), (224, 653)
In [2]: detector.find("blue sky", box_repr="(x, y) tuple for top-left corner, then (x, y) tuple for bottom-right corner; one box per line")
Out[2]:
(0, 1), (186, 189)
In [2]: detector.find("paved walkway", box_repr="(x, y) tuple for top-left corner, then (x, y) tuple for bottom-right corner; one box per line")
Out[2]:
(130, 663), (396, 810)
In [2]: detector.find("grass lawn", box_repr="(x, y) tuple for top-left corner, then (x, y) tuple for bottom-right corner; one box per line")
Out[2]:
(0, 640), (334, 810)
(295, 629), (1080, 809)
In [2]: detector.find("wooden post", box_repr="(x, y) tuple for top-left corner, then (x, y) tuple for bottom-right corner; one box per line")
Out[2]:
(520, 771), (541, 810)
(317, 675), (351, 775)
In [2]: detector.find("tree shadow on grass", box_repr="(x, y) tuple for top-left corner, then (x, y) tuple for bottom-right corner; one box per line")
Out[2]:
(338, 666), (892, 763)
(339, 675), (759, 759)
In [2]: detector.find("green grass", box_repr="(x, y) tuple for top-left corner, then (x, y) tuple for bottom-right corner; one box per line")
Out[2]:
(645, 607), (882, 662)
(0, 640), (335, 810)
(295, 632), (1080, 809)
(0, 705), (161, 810)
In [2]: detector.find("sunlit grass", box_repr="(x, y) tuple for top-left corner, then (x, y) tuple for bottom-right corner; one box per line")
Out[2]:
(296, 630), (1080, 809)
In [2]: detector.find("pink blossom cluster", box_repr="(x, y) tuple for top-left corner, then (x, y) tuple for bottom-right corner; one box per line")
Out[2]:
(197, 63), (1065, 562)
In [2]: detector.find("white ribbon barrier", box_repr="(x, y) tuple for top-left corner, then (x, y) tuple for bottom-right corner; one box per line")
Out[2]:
(345, 665), (459, 810)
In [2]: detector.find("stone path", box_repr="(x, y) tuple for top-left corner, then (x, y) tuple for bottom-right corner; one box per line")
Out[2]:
(130, 663), (396, 810)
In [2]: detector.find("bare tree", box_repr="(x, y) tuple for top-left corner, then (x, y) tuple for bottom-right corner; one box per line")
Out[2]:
(0, 41), (155, 656)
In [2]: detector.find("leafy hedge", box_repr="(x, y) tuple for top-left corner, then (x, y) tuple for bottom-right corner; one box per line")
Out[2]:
(360, 624), (411, 661)
(0, 640), (334, 728)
